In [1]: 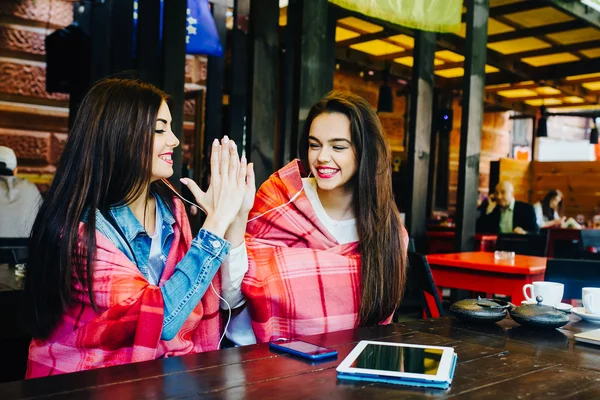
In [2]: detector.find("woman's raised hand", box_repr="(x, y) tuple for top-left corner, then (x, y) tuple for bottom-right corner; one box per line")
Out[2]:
(180, 136), (252, 238)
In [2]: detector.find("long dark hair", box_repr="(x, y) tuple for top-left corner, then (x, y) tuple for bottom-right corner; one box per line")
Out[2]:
(25, 78), (171, 338)
(541, 189), (563, 221)
(299, 91), (407, 327)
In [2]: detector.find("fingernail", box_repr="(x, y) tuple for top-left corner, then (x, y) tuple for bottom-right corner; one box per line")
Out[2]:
(223, 136), (229, 143)
(213, 139), (218, 146)
(179, 178), (188, 185)
(231, 141), (236, 149)
(241, 155), (247, 163)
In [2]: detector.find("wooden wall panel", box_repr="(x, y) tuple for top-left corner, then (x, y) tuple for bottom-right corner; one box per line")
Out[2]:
(532, 161), (600, 219)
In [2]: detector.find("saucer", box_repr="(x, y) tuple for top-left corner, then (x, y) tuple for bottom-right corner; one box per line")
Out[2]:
(521, 301), (573, 311)
(572, 307), (600, 324)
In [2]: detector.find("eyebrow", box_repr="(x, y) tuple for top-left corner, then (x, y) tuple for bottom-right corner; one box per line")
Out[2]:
(308, 135), (351, 144)
(157, 118), (168, 124)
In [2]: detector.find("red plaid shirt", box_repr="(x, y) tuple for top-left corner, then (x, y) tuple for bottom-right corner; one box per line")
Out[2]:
(242, 160), (407, 342)
(26, 199), (220, 378)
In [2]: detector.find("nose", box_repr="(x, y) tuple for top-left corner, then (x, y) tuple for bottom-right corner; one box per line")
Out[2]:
(317, 146), (331, 163)
(167, 129), (180, 148)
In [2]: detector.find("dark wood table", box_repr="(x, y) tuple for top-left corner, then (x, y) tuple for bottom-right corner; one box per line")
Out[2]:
(427, 252), (547, 303)
(2, 315), (600, 399)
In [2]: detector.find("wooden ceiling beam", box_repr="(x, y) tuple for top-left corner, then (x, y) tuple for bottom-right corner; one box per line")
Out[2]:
(487, 20), (584, 43)
(485, 82), (540, 92)
(483, 91), (538, 116)
(335, 29), (392, 47)
(506, 40), (600, 59)
(546, 102), (599, 109)
(547, 0), (600, 30)
(371, 49), (413, 61)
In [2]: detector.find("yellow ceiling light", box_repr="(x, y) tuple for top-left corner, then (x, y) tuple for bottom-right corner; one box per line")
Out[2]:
(485, 65), (500, 73)
(488, 37), (551, 54)
(486, 83), (512, 90)
(435, 50), (465, 62)
(335, 27), (360, 42)
(503, 7), (573, 28)
(435, 67), (464, 78)
(566, 72), (600, 81)
(562, 96), (585, 104)
(536, 86), (562, 95)
(337, 17), (383, 33)
(388, 34), (414, 48)
(522, 53), (580, 67)
(394, 57), (444, 67)
(488, 19), (515, 35)
(350, 40), (404, 56)
(525, 98), (563, 106)
(456, 18), (514, 38)
(497, 88), (539, 98)
(549, 104), (600, 111)
(546, 28), (600, 45)
(581, 48), (600, 58)
(583, 81), (600, 91)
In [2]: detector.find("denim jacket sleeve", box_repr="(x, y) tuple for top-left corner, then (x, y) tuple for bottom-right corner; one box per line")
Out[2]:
(160, 229), (231, 341)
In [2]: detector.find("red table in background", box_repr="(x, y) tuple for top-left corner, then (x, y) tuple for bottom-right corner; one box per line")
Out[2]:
(426, 251), (547, 304)
(425, 231), (497, 254)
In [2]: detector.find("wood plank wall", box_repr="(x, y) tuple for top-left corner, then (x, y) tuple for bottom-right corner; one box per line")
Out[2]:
(493, 159), (600, 220)
(532, 161), (600, 220)
(490, 158), (531, 202)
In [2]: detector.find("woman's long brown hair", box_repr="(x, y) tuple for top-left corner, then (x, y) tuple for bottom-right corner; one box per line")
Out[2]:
(299, 91), (407, 326)
(25, 78), (170, 338)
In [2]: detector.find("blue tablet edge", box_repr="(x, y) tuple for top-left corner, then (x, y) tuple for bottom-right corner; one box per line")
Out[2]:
(337, 353), (458, 390)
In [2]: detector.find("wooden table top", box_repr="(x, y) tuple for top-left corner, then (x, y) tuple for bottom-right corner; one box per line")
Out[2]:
(425, 231), (498, 240)
(427, 251), (547, 275)
(2, 315), (600, 399)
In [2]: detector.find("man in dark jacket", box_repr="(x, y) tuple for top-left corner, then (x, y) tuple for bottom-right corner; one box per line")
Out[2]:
(476, 181), (538, 234)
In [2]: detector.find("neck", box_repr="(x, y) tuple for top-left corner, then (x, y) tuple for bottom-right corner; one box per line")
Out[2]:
(128, 186), (157, 235)
(316, 185), (354, 221)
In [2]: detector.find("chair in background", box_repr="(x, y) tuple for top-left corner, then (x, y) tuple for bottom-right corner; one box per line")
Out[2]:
(397, 252), (444, 320)
(544, 258), (600, 300)
(495, 232), (548, 257)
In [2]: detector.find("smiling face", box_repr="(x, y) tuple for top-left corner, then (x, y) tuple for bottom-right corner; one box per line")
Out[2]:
(151, 101), (180, 182)
(307, 112), (357, 193)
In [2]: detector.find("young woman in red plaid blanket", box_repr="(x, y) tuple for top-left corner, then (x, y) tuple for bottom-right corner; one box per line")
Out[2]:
(221, 91), (408, 345)
(24, 78), (255, 377)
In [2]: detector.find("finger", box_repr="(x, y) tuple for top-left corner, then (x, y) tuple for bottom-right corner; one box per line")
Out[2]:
(230, 141), (240, 183)
(238, 155), (247, 187)
(180, 178), (206, 207)
(247, 162), (256, 192)
(210, 138), (220, 179)
(220, 136), (230, 179)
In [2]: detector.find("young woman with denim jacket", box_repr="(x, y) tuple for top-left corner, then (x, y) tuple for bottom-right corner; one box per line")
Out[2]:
(24, 78), (255, 377)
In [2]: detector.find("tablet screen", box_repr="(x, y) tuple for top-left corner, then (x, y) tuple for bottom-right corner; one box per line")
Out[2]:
(349, 343), (444, 375)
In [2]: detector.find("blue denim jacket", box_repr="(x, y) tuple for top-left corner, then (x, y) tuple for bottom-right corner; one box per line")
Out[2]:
(94, 195), (230, 341)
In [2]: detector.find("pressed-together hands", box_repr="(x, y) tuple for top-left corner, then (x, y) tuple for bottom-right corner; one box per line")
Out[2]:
(181, 136), (256, 240)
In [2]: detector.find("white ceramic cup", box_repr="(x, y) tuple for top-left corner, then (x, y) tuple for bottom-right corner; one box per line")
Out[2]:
(582, 287), (600, 315)
(522, 281), (564, 307)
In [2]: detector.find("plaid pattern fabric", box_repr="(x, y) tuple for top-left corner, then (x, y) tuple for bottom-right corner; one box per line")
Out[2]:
(242, 160), (407, 342)
(26, 198), (220, 378)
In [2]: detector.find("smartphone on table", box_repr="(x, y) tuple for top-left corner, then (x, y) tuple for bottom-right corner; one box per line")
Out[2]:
(269, 338), (338, 360)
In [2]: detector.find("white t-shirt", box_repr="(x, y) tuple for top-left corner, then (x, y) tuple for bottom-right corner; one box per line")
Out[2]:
(220, 177), (358, 345)
(147, 200), (165, 285)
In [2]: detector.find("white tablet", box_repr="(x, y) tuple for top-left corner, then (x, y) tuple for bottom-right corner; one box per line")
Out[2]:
(336, 341), (456, 383)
